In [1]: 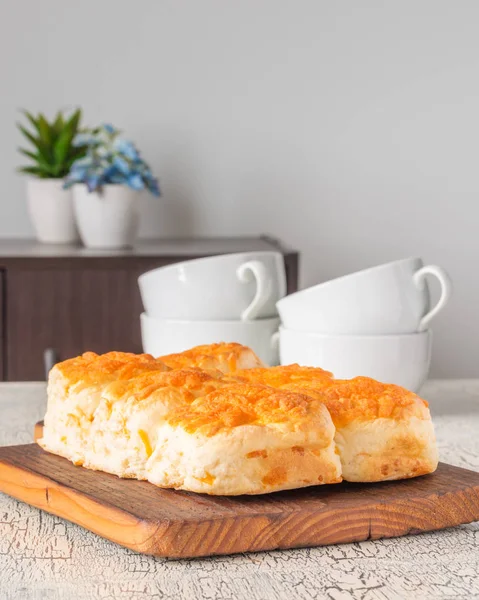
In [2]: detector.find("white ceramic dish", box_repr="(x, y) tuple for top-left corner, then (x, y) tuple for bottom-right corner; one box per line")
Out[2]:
(276, 326), (432, 392)
(276, 257), (451, 335)
(139, 251), (286, 321)
(141, 313), (280, 365)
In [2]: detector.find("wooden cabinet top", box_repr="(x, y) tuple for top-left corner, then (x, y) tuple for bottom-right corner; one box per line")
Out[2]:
(0, 236), (298, 265)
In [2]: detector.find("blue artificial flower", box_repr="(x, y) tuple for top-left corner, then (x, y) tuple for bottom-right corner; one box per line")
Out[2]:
(142, 169), (161, 196)
(114, 138), (140, 161)
(127, 173), (144, 191)
(95, 145), (111, 159)
(66, 124), (160, 197)
(113, 156), (130, 176)
(108, 172), (127, 184)
(102, 164), (119, 180)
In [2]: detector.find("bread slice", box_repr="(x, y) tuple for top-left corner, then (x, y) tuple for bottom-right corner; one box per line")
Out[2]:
(146, 383), (341, 494)
(160, 342), (265, 373)
(234, 366), (438, 482)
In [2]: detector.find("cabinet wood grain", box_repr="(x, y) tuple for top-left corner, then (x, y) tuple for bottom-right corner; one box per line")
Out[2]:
(0, 237), (299, 381)
(6, 268), (148, 381)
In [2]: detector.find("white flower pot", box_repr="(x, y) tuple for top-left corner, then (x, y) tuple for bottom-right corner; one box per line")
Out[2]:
(73, 184), (139, 249)
(27, 179), (79, 244)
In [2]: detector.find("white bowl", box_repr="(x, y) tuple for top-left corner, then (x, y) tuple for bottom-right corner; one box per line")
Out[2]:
(277, 327), (432, 392)
(139, 251), (286, 321)
(141, 313), (280, 366)
(276, 257), (451, 335)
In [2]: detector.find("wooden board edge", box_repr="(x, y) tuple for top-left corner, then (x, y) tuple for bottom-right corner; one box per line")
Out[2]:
(3, 442), (479, 558)
(0, 448), (319, 558)
(0, 455), (170, 556)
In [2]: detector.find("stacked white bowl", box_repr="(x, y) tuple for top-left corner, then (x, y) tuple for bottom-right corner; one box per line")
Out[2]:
(138, 252), (286, 365)
(275, 258), (452, 392)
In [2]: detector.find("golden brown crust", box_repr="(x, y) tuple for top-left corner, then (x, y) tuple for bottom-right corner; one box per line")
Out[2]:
(233, 367), (429, 428)
(166, 383), (333, 441)
(53, 351), (170, 391)
(232, 364), (333, 387)
(101, 367), (223, 405)
(313, 377), (430, 428)
(160, 342), (264, 373)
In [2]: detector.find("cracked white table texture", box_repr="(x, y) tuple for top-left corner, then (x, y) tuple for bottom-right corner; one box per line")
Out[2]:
(0, 380), (478, 600)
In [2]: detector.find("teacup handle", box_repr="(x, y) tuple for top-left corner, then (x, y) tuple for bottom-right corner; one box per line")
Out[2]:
(413, 265), (452, 331)
(237, 260), (271, 321)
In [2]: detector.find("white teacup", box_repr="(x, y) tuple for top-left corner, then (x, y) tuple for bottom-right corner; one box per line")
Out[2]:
(140, 313), (280, 365)
(276, 326), (432, 392)
(139, 252), (286, 321)
(276, 257), (451, 335)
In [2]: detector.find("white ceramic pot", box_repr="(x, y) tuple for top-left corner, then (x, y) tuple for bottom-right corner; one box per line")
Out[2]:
(140, 313), (280, 365)
(276, 258), (451, 335)
(276, 326), (432, 392)
(27, 179), (79, 244)
(138, 252), (286, 321)
(73, 184), (139, 249)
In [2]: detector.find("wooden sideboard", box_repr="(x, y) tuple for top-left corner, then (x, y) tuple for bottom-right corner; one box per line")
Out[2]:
(0, 236), (299, 381)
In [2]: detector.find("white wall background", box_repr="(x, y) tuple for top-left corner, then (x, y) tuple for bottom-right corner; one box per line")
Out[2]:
(0, 1), (477, 377)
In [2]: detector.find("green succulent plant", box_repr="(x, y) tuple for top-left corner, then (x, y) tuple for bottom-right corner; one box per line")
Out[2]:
(17, 109), (86, 179)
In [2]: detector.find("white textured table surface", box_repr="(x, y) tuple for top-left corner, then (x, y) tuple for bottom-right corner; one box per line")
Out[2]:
(0, 381), (479, 600)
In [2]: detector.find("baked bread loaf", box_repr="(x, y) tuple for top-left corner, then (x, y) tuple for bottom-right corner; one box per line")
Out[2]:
(39, 344), (438, 494)
(39, 349), (340, 494)
(40, 342), (249, 466)
(73, 368), (225, 479)
(146, 383), (341, 494)
(39, 351), (171, 466)
(233, 366), (438, 482)
(39, 343), (257, 468)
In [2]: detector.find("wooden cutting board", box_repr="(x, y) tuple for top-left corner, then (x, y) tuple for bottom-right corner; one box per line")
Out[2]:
(0, 424), (478, 558)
